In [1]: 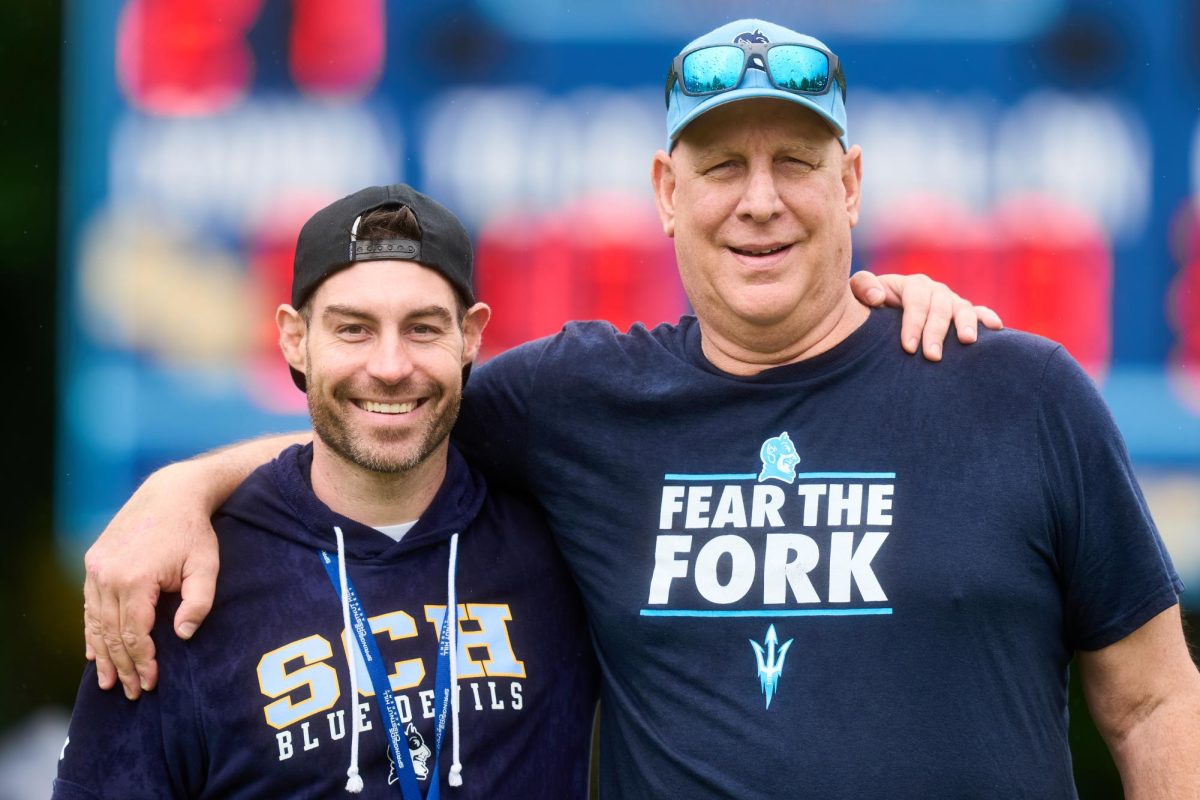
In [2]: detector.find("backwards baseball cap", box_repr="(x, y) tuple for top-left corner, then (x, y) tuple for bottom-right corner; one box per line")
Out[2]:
(289, 183), (475, 391)
(665, 19), (848, 151)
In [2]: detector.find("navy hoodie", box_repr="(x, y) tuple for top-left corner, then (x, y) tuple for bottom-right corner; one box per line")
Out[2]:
(55, 443), (598, 799)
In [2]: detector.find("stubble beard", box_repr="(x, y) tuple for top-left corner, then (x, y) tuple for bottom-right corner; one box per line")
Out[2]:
(308, 378), (460, 475)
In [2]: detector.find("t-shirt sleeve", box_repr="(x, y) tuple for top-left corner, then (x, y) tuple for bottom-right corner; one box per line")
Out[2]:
(454, 337), (551, 490)
(1036, 346), (1183, 652)
(53, 600), (204, 799)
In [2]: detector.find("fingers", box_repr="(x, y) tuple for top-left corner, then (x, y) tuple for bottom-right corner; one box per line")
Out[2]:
(953, 302), (1006, 344)
(952, 298), (978, 344)
(120, 583), (160, 694)
(873, 272), (1002, 358)
(86, 538), (165, 700)
(892, 274), (934, 355)
(90, 566), (145, 699)
(174, 544), (219, 642)
(918, 285), (956, 361)
(848, 270), (887, 307)
(82, 561), (116, 691)
(975, 305), (1004, 331)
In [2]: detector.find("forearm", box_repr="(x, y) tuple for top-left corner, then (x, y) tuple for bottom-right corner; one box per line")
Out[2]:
(1079, 604), (1200, 798)
(1107, 691), (1200, 799)
(164, 431), (311, 513)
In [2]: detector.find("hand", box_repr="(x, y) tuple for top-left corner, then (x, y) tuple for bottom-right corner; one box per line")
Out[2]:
(850, 270), (1003, 361)
(83, 461), (219, 699)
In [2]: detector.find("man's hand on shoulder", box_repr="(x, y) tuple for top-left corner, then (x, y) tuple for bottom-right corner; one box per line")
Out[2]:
(83, 459), (220, 699)
(81, 431), (309, 699)
(850, 270), (1003, 361)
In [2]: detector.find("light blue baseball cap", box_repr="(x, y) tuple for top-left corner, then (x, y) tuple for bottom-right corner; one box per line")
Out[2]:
(665, 19), (848, 152)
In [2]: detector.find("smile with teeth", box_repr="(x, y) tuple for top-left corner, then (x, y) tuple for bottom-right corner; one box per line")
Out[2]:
(730, 243), (792, 256)
(355, 399), (420, 415)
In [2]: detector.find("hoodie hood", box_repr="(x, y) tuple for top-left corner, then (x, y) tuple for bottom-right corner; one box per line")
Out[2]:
(220, 442), (487, 563)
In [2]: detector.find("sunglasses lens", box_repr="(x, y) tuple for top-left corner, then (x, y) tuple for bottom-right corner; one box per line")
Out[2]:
(681, 46), (745, 94)
(766, 46), (830, 93)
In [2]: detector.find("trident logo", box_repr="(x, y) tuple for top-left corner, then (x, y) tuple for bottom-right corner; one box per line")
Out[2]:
(749, 624), (794, 709)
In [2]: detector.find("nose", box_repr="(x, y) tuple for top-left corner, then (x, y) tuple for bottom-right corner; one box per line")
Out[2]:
(736, 162), (784, 223)
(365, 333), (416, 385)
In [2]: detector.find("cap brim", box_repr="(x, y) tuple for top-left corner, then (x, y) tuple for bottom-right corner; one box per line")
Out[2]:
(668, 87), (846, 150)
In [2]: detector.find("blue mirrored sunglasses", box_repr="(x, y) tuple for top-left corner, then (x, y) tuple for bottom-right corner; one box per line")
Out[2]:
(664, 41), (846, 108)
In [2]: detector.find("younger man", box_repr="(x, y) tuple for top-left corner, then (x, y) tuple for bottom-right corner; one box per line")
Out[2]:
(55, 185), (597, 798)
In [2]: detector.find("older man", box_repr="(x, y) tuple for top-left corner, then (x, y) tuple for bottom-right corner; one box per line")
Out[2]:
(84, 18), (1200, 799)
(450, 21), (1198, 797)
(57, 185), (597, 798)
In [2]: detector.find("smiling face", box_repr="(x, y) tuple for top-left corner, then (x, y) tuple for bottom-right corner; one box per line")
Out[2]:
(652, 98), (864, 369)
(278, 259), (489, 476)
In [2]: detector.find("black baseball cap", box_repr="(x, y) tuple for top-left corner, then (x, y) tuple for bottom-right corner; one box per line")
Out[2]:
(289, 184), (475, 391)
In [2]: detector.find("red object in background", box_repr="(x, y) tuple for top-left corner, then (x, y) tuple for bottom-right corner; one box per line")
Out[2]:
(289, 0), (385, 98)
(865, 194), (1112, 379)
(116, 0), (262, 115)
(475, 196), (685, 358)
(116, 0), (384, 115)
(865, 196), (1001, 314)
(1167, 203), (1200, 412)
(993, 196), (1112, 377)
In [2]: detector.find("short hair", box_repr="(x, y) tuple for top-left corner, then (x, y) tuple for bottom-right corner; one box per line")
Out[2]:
(356, 204), (422, 241)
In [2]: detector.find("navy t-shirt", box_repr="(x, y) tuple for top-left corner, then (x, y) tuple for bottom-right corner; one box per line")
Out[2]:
(456, 308), (1181, 799)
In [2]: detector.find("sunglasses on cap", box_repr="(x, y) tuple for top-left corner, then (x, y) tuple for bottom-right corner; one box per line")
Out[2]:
(664, 41), (846, 108)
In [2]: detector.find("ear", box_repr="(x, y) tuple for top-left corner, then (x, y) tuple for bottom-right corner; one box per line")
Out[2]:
(460, 302), (492, 364)
(842, 144), (863, 228)
(277, 304), (308, 378)
(650, 149), (677, 238)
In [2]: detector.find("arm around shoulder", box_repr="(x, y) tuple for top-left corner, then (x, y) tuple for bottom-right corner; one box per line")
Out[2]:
(83, 431), (309, 698)
(1078, 603), (1200, 799)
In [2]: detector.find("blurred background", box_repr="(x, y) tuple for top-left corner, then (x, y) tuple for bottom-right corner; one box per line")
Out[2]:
(4, 0), (1199, 796)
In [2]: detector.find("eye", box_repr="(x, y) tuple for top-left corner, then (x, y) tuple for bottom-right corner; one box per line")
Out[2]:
(779, 155), (816, 171)
(337, 323), (370, 340)
(408, 323), (444, 339)
(704, 160), (739, 176)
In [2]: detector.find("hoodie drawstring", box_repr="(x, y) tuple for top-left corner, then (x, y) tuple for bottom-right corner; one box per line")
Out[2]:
(330, 527), (463, 795)
(447, 532), (463, 788)
(334, 526), (365, 793)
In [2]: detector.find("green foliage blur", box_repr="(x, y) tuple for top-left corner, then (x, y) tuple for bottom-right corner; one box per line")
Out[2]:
(0, 0), (82, 736)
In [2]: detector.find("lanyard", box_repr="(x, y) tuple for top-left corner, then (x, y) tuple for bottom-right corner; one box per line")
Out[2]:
(320, 550), (455, 800)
